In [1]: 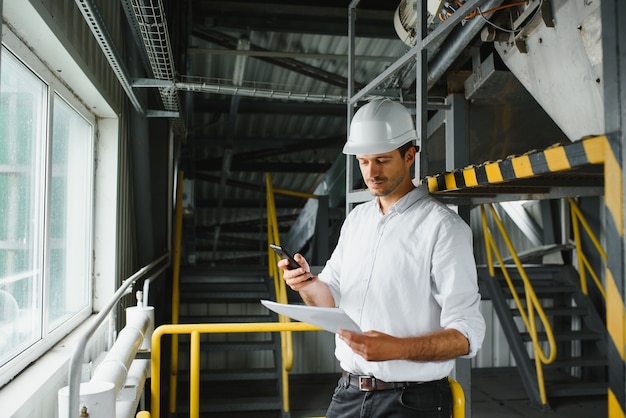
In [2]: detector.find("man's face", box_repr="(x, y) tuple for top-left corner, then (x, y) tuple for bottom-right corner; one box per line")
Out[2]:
(355, 148), (413, 198)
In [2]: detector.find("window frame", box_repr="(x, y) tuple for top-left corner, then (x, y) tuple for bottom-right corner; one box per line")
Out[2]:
(0, 31), (96, 388)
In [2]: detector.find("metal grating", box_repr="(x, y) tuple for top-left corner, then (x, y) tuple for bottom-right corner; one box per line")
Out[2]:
(127, 0), (185, 134)
(73, 0), (144, 113)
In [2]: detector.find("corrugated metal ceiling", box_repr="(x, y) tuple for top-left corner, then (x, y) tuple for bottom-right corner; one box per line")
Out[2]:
(174, 0), (409, 265)
(146, 0), (571, 266)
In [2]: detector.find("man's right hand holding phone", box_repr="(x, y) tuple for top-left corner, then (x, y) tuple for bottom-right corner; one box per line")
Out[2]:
(278, 253), (315, 291)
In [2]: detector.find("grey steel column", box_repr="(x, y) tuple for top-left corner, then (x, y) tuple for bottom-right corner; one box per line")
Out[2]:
(446, 93), (472, 418)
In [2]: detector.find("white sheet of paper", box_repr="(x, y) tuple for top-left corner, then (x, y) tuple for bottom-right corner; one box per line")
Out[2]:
(260, 300), (361, 334)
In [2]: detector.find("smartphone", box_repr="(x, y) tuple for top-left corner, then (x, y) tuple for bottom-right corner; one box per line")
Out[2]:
(269, 244), (300, 269)
(270, 244), (313, 281)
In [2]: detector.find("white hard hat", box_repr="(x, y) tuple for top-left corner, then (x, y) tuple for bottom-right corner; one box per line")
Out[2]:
(343, 98), (417, 155)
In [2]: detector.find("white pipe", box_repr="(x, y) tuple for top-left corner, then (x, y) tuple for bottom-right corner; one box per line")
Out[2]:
(115, 360), (150, 418)
(66, 255), (168, 418)
(91, 313), (149, 394)
(142, 279), (150, 307)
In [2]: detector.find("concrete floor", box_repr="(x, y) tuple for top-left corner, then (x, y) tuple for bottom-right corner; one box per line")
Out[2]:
(470, 368), (606, 417)
(289, 368), (607, 418)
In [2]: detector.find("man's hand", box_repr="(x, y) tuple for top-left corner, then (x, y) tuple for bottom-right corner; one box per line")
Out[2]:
(338, 328), (470, 362)
(276, 253), (336, 307)
(337, 330), (403, 361)
(278, 253), (314, 291)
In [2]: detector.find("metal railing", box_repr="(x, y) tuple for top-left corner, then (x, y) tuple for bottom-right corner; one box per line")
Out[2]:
(138, 322), (466, 418)
(569, 198), (607, 299)
(65, 253), (169, 418)
(480, 203), (557, 405)
(148, 322), (321, 418)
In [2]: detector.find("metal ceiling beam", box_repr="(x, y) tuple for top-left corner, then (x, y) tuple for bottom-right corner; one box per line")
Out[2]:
(195, 135), (343, 162)
(193, 1), (396, 38)
(197, 161), (329, 173)
(195, 198), (297, 208)
(192, 100), (346, 115)
(188, 48), (397, 62)
(192, 29), (360, 89)
(188, 134), (344, 147)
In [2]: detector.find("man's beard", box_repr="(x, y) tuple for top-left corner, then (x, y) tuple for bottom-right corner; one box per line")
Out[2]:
(367, 173), (404, 197)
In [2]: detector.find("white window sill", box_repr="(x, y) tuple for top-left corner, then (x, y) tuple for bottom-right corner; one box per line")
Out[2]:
(0, 315), (110, 418)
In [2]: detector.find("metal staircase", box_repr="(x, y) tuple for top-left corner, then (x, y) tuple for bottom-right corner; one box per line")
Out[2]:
(172, 266), (286, 417)
(479, 264), (607, 409)
(476, 201), (608, 411)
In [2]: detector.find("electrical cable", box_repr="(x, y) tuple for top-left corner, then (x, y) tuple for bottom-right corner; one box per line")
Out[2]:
(477, 0), (544, 34)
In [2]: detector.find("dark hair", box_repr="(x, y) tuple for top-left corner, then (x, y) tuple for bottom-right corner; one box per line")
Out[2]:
(398, 142), (416, 157)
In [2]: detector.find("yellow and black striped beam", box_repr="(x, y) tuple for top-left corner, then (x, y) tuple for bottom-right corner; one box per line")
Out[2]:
(425, 135), (606, 193)
(604, 132), (625, 418)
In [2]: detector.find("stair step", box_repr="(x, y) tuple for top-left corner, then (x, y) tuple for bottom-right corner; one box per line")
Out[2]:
(503, 284), (577, 297)
(176, 340), (277, 352)
(180, 281), (267, 292)
(172, 396), (282, 414)
(179, 314), (275, 323)
(201, 397), (282, 412)
(520, 329), (603, 342)
(511, 306), (588, 316)
(179, 368), (281, 381)
(174, 270), (284, 415)
(547, 381), (607, 397)
(546, 355), (608, 369)
(180, 291), (272, 302)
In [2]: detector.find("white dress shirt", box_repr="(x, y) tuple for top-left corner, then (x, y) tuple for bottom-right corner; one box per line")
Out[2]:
(318, 185), (486, 382)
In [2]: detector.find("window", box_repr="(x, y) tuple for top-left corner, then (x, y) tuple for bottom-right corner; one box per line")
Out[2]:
(0, 46), (94, 377)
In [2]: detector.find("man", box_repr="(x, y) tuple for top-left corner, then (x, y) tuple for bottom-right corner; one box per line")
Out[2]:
(279, 98), (485, 418)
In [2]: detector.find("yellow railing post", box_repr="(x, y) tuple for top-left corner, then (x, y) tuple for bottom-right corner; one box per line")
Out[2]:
(169, 170), (184, 413)
(568, 198), (607, 299)
(480, 204), (557, 406)
(190, 330), (200, 418)
(264, 173), (325, 415)
(448, 377), (465, 418)
(265, 172), (293, 415)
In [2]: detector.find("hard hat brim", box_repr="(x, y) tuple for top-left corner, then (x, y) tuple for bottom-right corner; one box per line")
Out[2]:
(342, 135), (416, 155)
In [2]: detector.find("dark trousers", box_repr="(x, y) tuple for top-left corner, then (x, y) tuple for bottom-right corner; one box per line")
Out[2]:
(325, 377), (452, 418)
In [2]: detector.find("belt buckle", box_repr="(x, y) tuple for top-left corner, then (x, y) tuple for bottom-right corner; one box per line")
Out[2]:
(358, 376), (375, 391)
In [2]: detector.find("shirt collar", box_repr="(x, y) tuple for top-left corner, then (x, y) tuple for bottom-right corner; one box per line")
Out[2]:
(374, 184), (429, 215)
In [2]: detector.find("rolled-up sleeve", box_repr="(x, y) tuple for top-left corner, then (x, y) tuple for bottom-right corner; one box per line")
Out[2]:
(432, 217), (486, 358)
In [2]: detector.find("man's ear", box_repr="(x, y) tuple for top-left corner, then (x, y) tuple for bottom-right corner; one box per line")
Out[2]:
(405, 146), (416, 165)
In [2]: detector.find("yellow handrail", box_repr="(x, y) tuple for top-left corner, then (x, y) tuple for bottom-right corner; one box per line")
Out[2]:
(169, 170), (184, 413)
(265, 172), (295, 414)
(568, 198), (607, 299)
(150, 322), (322, 418)
(481, 204), (557, 406)
(140, 322), (465, 418)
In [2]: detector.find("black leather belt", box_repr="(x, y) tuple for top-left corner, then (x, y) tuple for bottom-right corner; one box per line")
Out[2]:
(341, 371), (442, 392)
